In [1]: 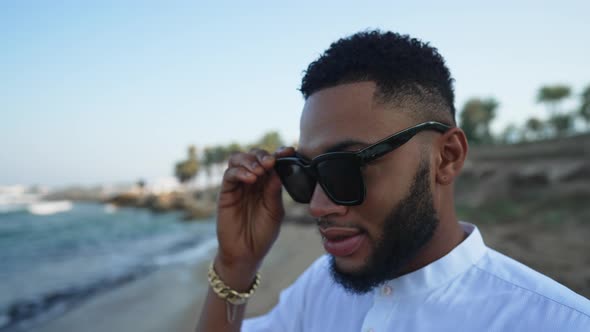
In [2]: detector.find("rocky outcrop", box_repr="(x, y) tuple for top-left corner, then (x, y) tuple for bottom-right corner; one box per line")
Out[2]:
(456, 133), (590, 210)
(105, 191), (216, 221)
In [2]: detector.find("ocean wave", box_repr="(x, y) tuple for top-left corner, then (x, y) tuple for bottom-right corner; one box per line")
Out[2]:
(153, 237), (218, 266)
(0, 235), (218, 331)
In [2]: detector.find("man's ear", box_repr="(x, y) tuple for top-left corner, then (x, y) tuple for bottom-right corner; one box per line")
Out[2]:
(435, 128), (468, 185)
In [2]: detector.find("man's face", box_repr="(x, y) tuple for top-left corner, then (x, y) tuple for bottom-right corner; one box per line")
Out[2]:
(297, 82), (439, 293)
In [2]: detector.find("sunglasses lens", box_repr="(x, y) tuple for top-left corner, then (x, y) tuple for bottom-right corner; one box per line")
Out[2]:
(275, 161), (315, 203)
(317, 159), (363, 204)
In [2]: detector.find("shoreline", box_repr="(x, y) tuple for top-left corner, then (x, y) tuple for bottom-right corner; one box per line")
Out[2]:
(31, 223), (324, 332)
(0, 204), (217, 332)
(24, 220), (590, 332)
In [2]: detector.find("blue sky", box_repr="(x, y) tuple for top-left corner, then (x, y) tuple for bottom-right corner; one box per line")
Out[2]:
(1, 1), (589, 187)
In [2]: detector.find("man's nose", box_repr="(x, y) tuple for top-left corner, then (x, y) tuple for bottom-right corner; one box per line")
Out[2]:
(308, 183), (348, 218)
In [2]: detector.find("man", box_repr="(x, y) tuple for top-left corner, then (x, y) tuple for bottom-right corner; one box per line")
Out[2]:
(197, 31), (590, 331)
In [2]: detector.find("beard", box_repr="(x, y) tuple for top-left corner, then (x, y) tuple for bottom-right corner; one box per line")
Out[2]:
(329, 160), (439, 294)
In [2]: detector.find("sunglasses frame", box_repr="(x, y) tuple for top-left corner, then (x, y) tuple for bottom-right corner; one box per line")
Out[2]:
(275, 121), (453, 206)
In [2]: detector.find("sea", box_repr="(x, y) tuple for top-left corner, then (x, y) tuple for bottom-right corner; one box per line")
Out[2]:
(0, 202), (217, 331)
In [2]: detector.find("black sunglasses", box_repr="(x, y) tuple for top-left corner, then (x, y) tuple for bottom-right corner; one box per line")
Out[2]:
(274, 121), (452, 206)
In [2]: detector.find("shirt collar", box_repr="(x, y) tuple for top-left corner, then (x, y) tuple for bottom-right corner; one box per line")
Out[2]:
(376, 222), (487, 298)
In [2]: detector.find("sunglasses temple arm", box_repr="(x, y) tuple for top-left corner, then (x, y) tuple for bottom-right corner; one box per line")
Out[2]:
(358, 134), (414, 161)
(358, 122), (451, 162)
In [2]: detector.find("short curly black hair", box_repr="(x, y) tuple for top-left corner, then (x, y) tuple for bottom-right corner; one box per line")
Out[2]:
(300, 30), (456, 124)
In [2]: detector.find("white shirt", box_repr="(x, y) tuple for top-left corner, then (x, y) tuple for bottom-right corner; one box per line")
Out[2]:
(242, 222), (590, 331)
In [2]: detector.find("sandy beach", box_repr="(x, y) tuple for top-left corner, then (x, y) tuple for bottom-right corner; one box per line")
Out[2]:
(34, 223), (324, 332)
(32, 219), (590, 332)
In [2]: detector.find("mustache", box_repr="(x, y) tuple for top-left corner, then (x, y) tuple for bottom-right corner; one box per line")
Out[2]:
(316, 218), (333, 229)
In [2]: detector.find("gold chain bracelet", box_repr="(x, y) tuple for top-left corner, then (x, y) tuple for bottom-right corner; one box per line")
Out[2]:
(207, 262), (261, 305)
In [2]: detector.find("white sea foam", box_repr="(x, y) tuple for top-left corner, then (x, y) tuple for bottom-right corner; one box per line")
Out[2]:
(28, 201), (73, 215)
(0, 188), (41, 214)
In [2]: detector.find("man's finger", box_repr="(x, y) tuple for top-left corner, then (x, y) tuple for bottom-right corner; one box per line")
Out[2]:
(273, 146), (296, 158)
(251, 149), (276, 170)
(220, 166), (257, 193)
(228, 152), (266, 176)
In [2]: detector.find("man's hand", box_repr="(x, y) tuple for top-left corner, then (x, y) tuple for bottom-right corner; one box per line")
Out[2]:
(214, 147), (295, 289)
(196, 147), (295, 332)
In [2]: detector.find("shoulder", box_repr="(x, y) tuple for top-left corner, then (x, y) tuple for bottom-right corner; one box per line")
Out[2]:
(473, 248), (590, 323)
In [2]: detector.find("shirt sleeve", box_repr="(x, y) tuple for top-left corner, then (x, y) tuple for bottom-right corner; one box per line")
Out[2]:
(241, 255), (327, 332)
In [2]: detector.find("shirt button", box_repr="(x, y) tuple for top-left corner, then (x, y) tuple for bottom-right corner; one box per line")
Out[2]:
(381, 285), (393, 296)
(367, 328), (374, 332)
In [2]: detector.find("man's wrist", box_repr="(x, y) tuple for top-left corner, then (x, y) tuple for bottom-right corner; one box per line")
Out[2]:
(213, 256), (260, 292)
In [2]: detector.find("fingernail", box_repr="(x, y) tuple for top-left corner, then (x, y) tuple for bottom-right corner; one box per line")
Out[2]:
(263, 155), (273, 162)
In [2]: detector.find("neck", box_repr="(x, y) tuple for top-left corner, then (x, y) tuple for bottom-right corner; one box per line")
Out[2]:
(397, 212), (465, 277)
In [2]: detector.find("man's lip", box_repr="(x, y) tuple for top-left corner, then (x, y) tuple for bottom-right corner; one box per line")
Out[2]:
(319, 227), (363, 241)
(321, 231), (366, 257)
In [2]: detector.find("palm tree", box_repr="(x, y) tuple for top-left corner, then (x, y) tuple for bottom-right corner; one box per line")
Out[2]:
(227, 142), (243, 154)
(174, 145), (200, 189)
(525, 117), (544, 141)
(136, 179), (146, 196)
(537, 85), (571, 115)
(202, 147), (214, 188)
(254, 131), (285, 152)
(579, 85), (590, 129)
(548, 114), (574, 137)
(459, 98), (499, 144)
(537, 85), (572, 137)
(210, 145), (229, 181)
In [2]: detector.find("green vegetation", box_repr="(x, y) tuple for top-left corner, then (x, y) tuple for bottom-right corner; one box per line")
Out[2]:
(579, 85), (590, 128)
(174, 145), (200, 185)
(537, 84), (574, 137)
(252, 131), (284, 152)
(459, 98), (498, 145)
(177, 131), (285, 187)
(460, 83), (590, 144)
(537, 85), (571, 115)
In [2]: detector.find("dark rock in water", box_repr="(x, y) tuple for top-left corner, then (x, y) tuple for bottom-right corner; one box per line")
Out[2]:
(107, 192), (142, 207)
(104, 191), (217, 220)
(8, 301), (42, 323)
(1, 267), (152, 331)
